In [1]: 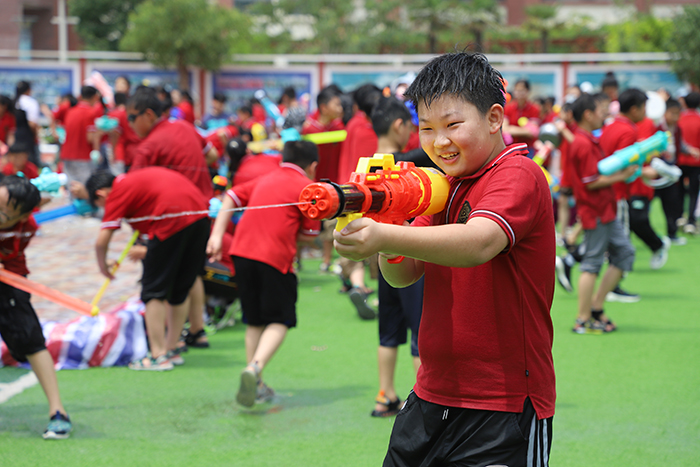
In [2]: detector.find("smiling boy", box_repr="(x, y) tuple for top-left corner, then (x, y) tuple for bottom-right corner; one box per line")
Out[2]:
(333, 53), (556, 466)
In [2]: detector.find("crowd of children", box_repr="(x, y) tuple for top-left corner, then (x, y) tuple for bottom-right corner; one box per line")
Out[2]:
(1, 56), (699, 461)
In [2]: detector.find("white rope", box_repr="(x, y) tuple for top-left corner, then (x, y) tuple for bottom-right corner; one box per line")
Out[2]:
(123, 201), (311, 223)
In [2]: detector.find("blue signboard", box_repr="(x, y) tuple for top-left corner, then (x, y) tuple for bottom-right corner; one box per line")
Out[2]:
(329, 71), (413, 93)
(499, 71), (557, 101)
(574, 69), (683, 95)
(0, 67), (73, 106)
(94, 69), (188, 92)
(213, 71), (312, 115)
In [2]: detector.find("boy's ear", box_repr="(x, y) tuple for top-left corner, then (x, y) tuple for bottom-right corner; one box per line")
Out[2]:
(390, 118), (404, 134)
(487, 104), (504, 134)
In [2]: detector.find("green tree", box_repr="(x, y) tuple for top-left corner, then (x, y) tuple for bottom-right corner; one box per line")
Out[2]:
(120, 0), (249, 90)
(69, 0), (143, 51)
(603, 14), (671, 53)
(669, 6), (700, 87)
(524, 4), (562, 53)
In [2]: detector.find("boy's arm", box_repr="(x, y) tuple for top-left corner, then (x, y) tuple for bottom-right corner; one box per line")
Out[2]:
(206, 195), (236, 261)
(586, 165), (638, 190)
(95, 229), (116, 279)
(334, 216), (508, 287)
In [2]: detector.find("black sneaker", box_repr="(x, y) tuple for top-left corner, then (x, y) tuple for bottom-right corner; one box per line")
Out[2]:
(555, 256), (573, 293)
(43, 411), (72, 440)
(349, 288), (377, 320)
(605, 286), (640, 303)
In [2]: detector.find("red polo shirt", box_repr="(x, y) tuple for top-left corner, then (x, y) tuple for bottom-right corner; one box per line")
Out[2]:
(52, 101), (72, 125)
(101, 167), (207, 241)
(504, 100), (541, 147)
(302, 114), (345, 183)
(559, 121), (577, 189)
(410, 144), (556, 419)
(131, 119), (213, 198)
(227, 163), (320, 274)
(61, 102), (102, 161)
(600, 115), (639, 201)
(232, 153), (282, 187)
(3, 161), (38, 179)
(108, 107), (141, 166)
(0, 112), (16, 144)
(337, 112), (378, 184)
(678, 109), (700, 167)
(0, 216), (37, 276)
(569, 128), (617, 229)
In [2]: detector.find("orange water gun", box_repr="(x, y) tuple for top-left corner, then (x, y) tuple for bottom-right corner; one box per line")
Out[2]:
(298, 154), (450, 261)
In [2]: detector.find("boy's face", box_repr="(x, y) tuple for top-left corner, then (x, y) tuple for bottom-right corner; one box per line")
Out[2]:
(321, 96), (343, 120)
(395, 119), (412, 149)
(585, 102), (607, 130)
(629, 103), (647, 123)
(127, 106), (157, 139)
(93, 187), (112, 209)
(665, 107), (681, 127)
(417, 95), (502, 178)
(212, 99), (225, 115)
(514, 83), (529, 103)
(0, 187), (29, 230)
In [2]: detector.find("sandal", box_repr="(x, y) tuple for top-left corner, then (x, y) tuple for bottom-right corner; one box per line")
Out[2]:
(592, 309), (617, 332)
(128, 355), (173, 371)
(371, 390), (402, 417)
(182, 329), (210, 348)
(237, 362), (262, 408)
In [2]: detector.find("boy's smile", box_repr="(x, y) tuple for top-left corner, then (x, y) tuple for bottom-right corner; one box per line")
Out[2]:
(417, 95), (505, 178)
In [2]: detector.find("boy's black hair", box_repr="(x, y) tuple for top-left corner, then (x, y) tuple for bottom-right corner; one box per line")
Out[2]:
(0, 94), (12, 110)
(282, 140), (318, 169)
(317, 86), (340, 108)
(515, 79), (531, 91)
(371, 97), (411, 137)
(665, 98), (681, 110)
(81, 85), (98, 100)
(601, 72), (619, 90)
(180, 90), (193, 103)
(85, 171), (116, 206)
(237, 105), (252, 116)
(618, 88), (648, 114)
(544, 96), (555, 106)
(561, 102), (574, 113)
(353, 84), (382, 116)
(592, 92), (610, 104)
(685, 92), (700, 110)
(404, 52), (506, 116)
(114, 92), (128, 107)
(213, 92), (227, 103)
(8, 141), (31, 154)
(226, 137), (247, 171)
(572, 94), (597, 123)
(62, 93), (78, 107)
(281, 86), (296, 101)
(1, 175), (41, 216)
(15, 80), (31, 97)
(129, 87), (163, 118)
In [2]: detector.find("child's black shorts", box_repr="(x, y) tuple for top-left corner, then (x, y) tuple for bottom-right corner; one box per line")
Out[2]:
(141, 217), (210, 306)
(378, 274), (423, 357)
(232, 256), (297, 328)
(0, 282), (46, 362)
(384, 392), (553, 467)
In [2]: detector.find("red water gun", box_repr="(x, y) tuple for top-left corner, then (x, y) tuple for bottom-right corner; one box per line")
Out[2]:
(299, 154), (450, 260)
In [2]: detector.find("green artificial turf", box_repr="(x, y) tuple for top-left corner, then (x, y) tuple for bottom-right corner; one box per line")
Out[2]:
(1, 199), (699, 466)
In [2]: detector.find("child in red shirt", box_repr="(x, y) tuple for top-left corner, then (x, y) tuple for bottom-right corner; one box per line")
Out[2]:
(0, 175), (73, 439)
(334, 52), (555, 466)
(677, 92), (700, 233)
(2, 141), (39, 179)
(88, 167), (210, 371)
(207, 141), (320, 407)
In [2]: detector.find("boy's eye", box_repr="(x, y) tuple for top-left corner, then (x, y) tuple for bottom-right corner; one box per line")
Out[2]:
(447, 121), (461, 128)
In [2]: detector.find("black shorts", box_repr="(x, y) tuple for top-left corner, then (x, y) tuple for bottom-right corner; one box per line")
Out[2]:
(232, 256), (297, 328)
(0, 282), (46, 362)
(378, 274), (423, 357)
(141, 217), (209, 305)
(384, 393), (553, 467)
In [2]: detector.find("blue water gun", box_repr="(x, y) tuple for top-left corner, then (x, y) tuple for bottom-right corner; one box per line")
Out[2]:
(598, 131), (671, 183)
(28, 167), (68, 195)
(94, 115), (119, 132)
(254, 90), (285, 128)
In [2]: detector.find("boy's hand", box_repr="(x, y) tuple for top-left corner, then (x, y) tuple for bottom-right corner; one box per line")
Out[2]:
(333, 217), (385, 261)
(127, 245), (147, 261)
(206, 236), (222, 262)
(99, 262), (115, 280)
(620, 165), (639, 180)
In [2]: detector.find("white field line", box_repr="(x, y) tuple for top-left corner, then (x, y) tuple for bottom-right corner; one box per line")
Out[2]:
(0, 372), (39, 404)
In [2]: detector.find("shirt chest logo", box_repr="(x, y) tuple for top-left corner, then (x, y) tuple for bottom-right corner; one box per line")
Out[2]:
(456, 200), (472, 224)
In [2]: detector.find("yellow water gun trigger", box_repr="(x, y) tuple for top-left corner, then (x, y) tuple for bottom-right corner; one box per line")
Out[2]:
(335, 213), (364, 231)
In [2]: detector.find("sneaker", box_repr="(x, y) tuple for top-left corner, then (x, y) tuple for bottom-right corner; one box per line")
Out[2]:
(43, 411), (72, 440)
(349, 288), (377, 320)
(256, 383), (276, 404)
(128, 355), (174, 371)
(683, 223), (697, 235)
(605, 286), (640, 303)
(237, 364), (260, 408)
(676, 217), (688, 228)
(572, 318), (607, 335)
(670, 236), (687, 246)
(555, 256), (573, 293)
(650, 236), (671, 270)
(165, 349), (185, 366)
(319, 262), (331, 273)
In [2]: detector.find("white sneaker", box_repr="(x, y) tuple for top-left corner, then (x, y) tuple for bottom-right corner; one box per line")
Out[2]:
(670, 236), (687, 246)
(683, 223), (697, 235)
(650, 236), (671, 270)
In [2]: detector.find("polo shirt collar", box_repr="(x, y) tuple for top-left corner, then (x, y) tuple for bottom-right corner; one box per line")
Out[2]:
(451, 143), (529, 182)
(575, 127), (599, 144)
(614, 115), (637, 131)
(280, 162), (308, 177)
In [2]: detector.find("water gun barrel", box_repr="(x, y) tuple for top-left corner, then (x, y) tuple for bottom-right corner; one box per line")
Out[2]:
(598, 131), (670, 176)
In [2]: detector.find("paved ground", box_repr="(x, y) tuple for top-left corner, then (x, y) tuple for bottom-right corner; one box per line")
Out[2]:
(26, 197), (143, 323)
